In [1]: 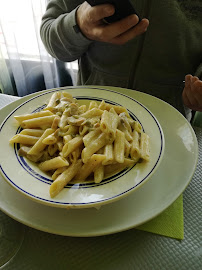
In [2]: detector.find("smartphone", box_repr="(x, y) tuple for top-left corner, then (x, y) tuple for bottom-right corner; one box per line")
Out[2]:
(86, 0), (140, 24)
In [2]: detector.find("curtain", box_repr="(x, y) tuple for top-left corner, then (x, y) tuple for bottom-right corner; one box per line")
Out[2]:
(0, 0), (77, 97)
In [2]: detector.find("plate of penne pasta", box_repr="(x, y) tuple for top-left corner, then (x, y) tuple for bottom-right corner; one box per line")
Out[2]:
(0, 87), (164, 209)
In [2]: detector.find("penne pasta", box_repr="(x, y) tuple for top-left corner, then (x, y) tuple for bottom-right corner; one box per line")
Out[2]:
(28, 128), (54, 155)
(21, 115), (56, 129)
(114, 129), (125, 163)
(20, 129), (44, 137)
(69, 145), (83, 163)
(124, 139), (131, 158)
(61, 91), (73, 100)
(88, 101), (98, 110)
(82, 132), (109, 163)
(61, 136), (83, 158)
(52, 166), (68, 181)
(134, 121), (142, 133)
(51, 115), (60, 130)
(118, 123), (133, 142)
(119, 112), (132, 132)
(14, 110), (53, 123)
(9, 134), (39, 145)
(83, 128), (101, 147)
(140, 132), (150, 161)
(42, 129), (59, 145)
(105, 104), (130, 117)
(109, 108), (120, 130)
(49, 159), (82, 198)
(75, 154), (106, 181)
(58, 108), (70, 128)
(102, 144), (114, 165)
(87, 116), (101, 127)
(80, 108), (103, 118)
(100, 110), (115, 140)
(27, 153), (44, 163)
(78, 104), (87, 114)
(118, 113), (133, 141)
(48, 143), (58, 156)
(39, 156), (69, 171)
(38, 149), (51, 162)
(59, 125), (79, 136)
(10, 91), (150, 198)
(45, 92), (61, 112)
(56, 137), (64, 152)
(130, 130), (141, 162)
(104, 158), (135, 177)
(79, 124), (89, 136)
(94, 164), (104, 183)
(63, 134), (72, 144)
(98, 100), (107, 110)
(100, 110), (111, 132)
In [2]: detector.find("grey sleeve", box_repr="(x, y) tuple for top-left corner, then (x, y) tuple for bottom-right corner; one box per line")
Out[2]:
(194, 63), (202, 80)
(40, 0), (93, 62)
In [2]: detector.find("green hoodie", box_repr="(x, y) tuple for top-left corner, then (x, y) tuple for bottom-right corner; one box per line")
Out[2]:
(40, 0), (202, 115)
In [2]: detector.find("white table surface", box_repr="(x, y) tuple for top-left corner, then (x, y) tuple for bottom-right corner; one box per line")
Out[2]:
(0, 93), (201, 270)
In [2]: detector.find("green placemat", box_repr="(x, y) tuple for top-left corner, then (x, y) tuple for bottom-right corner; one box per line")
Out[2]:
(135, 194), (184, 240)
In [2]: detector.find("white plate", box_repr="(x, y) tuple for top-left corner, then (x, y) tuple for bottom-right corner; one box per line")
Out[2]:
(0, 88), (164, 209)
(0, 87), (198, 237)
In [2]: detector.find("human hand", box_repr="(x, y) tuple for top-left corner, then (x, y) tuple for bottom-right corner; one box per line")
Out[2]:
(76, 1), (149, 45)
(182, 74), (202, 112)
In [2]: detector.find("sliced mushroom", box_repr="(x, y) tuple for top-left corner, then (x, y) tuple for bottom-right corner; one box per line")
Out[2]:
(69, 103), (79, 115)
(66, 116), (86, 126)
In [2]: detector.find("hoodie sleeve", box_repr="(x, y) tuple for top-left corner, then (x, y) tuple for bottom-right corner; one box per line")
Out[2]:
(40, 0), (93, 62)
(194, 63), (202, 80)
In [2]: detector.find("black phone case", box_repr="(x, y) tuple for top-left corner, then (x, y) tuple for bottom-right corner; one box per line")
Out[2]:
(86, 0), (140, 23)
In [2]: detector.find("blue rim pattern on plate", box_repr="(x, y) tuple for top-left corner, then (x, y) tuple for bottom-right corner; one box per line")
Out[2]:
(0, 87), (164, 206)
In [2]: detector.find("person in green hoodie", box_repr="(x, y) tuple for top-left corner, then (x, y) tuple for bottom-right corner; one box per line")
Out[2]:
(40, 0), (202, 117)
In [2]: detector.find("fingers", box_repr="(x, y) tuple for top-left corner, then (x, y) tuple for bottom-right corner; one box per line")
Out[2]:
(110, 18), (149, 45)
(77, 2), (115, 40)
(91, 14), (140, 42)
(184, 75), (198, 106)
(185, 74), (192, 84)
(76, 2), (149, 44)
(183, 74), (202, 111)
(192, 80), (202, 111)
(183, 75), (198, 107)
(86, 3), (115, 23)
(193, 80), (202, 97)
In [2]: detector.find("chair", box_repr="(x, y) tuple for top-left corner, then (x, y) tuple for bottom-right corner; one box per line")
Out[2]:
(4, 59), (73, 96)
